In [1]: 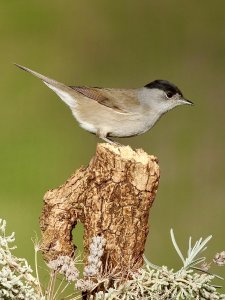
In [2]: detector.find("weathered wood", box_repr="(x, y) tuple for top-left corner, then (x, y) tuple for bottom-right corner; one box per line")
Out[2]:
(40, 143), (160, 276)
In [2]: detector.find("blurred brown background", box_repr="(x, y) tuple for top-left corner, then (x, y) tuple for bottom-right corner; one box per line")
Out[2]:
(0, 0), (224, 288)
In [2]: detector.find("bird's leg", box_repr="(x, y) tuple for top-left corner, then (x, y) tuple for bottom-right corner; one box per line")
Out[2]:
(100, 136), (116, 144)
(101, 137), (123, 146)
(97, 130), (121, 145)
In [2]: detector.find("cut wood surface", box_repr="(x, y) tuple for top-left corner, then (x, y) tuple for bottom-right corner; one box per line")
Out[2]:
(40, 143), (160, 274)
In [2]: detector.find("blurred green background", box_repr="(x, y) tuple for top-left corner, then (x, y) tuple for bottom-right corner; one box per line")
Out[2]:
(0, 0), (224, 291)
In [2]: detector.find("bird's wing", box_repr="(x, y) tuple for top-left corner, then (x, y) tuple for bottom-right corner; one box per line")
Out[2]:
(15, 64), (139, 113)
(70, 86), (139, 114)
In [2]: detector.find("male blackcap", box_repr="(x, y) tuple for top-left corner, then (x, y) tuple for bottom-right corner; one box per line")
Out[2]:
(15, 64), (193, 144)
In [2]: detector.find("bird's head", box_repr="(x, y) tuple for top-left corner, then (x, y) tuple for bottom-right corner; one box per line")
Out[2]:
(139, 79), (193, 114)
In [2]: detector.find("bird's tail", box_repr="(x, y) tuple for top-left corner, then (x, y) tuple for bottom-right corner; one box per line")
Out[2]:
(15, 64), (76, 108)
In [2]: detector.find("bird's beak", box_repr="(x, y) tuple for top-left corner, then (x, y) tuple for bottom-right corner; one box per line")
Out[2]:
(181, 98), (194, 105)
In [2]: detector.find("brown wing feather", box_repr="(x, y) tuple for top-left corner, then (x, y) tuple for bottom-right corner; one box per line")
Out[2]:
(70, 86), (107, 102)
(70, 86), (129, 113)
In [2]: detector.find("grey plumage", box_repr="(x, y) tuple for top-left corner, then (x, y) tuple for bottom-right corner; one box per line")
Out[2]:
(15, 64), (193, 144)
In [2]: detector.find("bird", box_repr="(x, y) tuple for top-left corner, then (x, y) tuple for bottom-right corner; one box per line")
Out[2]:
(15, 64), (193, 144)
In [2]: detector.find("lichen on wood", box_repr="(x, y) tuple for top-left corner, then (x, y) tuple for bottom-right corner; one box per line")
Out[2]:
(40, 143), (160, 275)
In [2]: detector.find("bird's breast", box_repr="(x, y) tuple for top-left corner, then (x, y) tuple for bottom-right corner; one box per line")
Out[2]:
(72, 102), (161, 137)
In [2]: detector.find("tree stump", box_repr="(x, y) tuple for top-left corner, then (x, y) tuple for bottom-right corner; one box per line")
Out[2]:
(40, 143), (160, 289)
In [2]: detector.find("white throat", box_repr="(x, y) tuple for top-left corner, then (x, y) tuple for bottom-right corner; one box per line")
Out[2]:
(137, 87), (178, 114)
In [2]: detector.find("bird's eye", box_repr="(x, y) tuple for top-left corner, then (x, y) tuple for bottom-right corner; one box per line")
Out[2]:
(166, 91), (173, 99)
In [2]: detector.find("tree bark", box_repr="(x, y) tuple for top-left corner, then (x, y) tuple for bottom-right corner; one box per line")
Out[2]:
(40, 143), (160, 280)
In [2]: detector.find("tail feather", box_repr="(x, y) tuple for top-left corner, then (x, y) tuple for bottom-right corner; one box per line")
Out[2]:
(15, 64), (76, 108)
(14, 63), (63, 86)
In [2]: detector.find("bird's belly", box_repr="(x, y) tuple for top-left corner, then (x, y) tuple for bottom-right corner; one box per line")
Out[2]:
(108, 118), (156, 137)
(72, 105), (159, 137)
(79, 121), (98, 134)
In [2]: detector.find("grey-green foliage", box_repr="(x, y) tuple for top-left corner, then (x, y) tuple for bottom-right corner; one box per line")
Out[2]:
(94, 230), (225, 300)
(0, 219), (43, 300)
(0, 218), (224, 300)
(95, 266), (224, 300)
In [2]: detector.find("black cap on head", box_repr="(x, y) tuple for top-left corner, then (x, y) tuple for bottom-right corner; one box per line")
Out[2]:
(145, 80), (183, 97)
